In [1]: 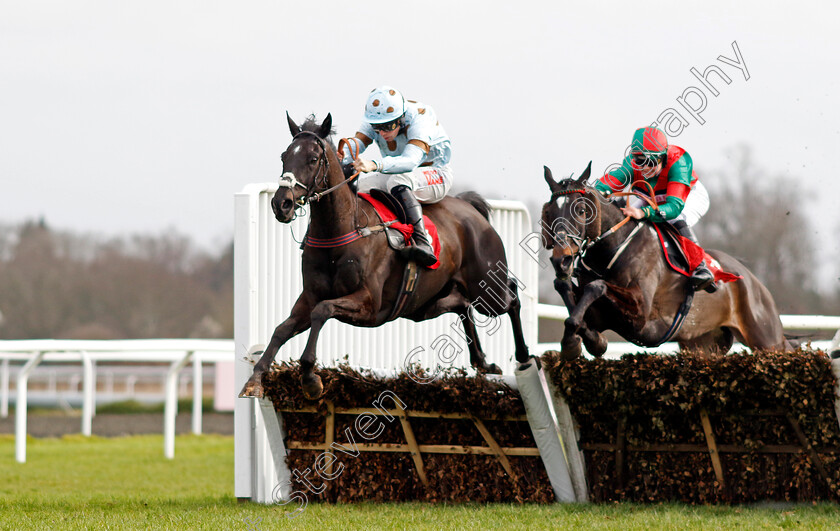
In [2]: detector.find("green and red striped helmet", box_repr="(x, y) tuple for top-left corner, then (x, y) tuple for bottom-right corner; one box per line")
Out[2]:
(630, 126), (668, 157)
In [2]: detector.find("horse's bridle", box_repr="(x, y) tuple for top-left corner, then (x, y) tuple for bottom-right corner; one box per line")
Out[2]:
(547, 187), (653, 278)
(278, 132), (360, 209)
(278, 132), (378, 248)
(278, 131), (331, 208)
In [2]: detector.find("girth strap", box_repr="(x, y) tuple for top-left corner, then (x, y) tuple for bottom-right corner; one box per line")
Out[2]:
(651, 286), (695, 347)
(626, 285), (695, 348)
(387, 261), (419, 321)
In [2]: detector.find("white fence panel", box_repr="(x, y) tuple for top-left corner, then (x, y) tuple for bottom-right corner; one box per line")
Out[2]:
(234, 183), (539, 501)
(0, 339), (233, 462)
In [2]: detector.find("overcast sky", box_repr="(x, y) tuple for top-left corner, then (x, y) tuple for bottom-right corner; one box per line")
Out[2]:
(2, 1), (838, 289)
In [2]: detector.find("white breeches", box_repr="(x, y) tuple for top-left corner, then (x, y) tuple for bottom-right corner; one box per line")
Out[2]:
(357, 165), (453, 204)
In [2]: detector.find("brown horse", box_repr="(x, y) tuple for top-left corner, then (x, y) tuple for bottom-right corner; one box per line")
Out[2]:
(240, 114), (529, 399)
(540, 162), (795, 360)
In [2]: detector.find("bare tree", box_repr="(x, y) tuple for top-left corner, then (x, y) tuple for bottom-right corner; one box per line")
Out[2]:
(696, 145), (821, 314)
(0, 220), (233, 339)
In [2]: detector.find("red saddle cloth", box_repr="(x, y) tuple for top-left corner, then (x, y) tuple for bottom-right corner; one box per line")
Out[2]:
(358, 193), (442, 269)
(651, 223), (742, 284)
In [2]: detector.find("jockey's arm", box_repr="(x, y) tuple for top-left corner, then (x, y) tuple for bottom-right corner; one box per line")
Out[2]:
(640, 194), (686, 222)
(595, 156), (634, 195)
(371, 140), (430, 173)
(639, 154), (693, 222)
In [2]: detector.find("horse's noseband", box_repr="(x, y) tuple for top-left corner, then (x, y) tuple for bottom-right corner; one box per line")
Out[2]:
(278, 172), (310, 205)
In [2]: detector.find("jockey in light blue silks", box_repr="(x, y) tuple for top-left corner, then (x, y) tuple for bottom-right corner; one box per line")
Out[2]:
(340, 86), (452, 266)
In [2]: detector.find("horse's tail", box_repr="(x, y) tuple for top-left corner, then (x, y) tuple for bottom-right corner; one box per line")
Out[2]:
(456, 191), (491, 220)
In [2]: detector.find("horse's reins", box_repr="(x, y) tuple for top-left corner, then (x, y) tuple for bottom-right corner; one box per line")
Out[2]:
(308, 137), (362, 202)
(282, 133), (391, 249)
(552, 184), (659, 274)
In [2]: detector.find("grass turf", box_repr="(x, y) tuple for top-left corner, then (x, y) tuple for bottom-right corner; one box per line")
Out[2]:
(0, 434), (838, 530)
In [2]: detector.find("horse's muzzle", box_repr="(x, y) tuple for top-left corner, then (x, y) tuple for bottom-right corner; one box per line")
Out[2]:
(551, 254), (574, 280)
(271, 195), (295, 223)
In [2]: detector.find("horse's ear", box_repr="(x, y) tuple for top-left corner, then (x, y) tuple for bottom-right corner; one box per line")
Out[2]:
(287, 112), (301, 137)
(318, 113), (333, 139)
(577, 161), (592, 184)
(544, 166), (560, 193)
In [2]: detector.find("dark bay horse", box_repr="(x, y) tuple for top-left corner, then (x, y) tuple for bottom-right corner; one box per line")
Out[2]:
(541, 162), (795, 360)
(240, 114), (529, 399)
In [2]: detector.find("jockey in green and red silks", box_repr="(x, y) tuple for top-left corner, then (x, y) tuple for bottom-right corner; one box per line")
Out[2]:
(595, 127), (702, 223)
(595, 126), (717, 293)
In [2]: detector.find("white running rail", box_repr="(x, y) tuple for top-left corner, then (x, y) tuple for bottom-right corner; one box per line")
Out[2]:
(0, 339), (234, 462)
(535, 304), (839, 355)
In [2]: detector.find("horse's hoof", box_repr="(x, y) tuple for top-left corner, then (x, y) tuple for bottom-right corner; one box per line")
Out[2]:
(300, 373), (323, 400)
(239, 377), (265, 398)
(585, 334), (608, 358)
(515, 349), (531, 364)
(484, 363), (503, 375)
(561, 337), (582, 361)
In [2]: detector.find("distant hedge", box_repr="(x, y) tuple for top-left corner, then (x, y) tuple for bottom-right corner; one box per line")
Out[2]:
(543, 349), (840, 503)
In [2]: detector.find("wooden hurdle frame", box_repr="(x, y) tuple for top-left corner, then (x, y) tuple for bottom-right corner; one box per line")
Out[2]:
(585, 408), (840, 499)
(280, 402), (539, 487)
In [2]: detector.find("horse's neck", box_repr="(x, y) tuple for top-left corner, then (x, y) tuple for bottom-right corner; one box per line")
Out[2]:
(308, 156), (357, 238)
(599, 200), (628, 232)
(587, 196), (643, 250)
(579, 194), (621, 240)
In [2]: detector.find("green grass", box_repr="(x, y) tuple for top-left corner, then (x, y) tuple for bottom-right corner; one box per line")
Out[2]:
(0, 434), (839, 529)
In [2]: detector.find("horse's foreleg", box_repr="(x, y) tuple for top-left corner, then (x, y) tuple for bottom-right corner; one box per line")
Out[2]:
(555, 278), (607, 357)
(562, 280), (607, 360)
(554, 277), (577, 308)
(458, 307), (502, 375)
(504, 279), (531, 363)
(239, 296), (313, 398)
(299, 290), (375, 399)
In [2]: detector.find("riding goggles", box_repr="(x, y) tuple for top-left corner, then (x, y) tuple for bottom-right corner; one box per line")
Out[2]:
(371, 118), (402, 132)
(631, 153), (662, 167)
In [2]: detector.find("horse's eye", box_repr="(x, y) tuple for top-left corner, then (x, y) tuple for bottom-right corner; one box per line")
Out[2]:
(309, 157), (318, 165)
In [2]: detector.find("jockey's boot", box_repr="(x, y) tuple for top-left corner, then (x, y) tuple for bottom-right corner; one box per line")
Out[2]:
(391, 185), (437, 267)
(674, 220), (717, 293)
